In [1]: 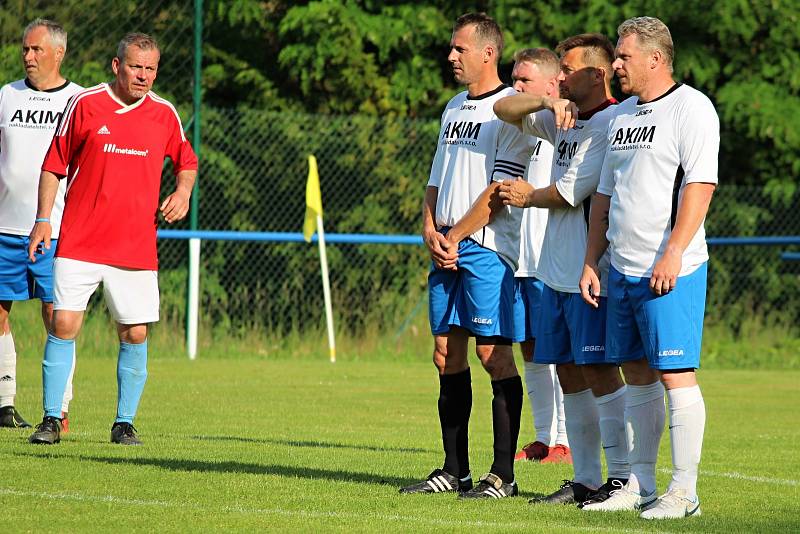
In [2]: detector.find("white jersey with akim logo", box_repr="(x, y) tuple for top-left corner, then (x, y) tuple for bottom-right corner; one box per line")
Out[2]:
(522, 101), (617, 294)
(516, 137), (553, 277)
(0, 79), (82, 237)
(428, 85), (535, 270)
(598, 84), (719, 278)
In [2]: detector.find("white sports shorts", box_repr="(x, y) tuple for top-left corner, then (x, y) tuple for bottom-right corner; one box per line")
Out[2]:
(53, 258), (159, 324)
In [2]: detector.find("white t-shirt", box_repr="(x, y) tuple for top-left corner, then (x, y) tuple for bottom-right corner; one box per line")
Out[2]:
(598, 84), (719, 277)
(522, 101), (617, 294)
(0, 78), (82, 237)
(428, 85), (534, 270)
(516, 137), (553, 277)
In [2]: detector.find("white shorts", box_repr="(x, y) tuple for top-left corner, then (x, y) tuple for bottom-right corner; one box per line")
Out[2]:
(53, 258), (160, 324)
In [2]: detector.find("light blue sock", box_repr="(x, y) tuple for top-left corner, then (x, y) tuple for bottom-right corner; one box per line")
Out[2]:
(42, 334), (75, 418)
(116, 340), (148, 424)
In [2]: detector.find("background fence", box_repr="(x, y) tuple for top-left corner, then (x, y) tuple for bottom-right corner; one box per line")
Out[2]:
(155, 107), (800, 339)
(1, 3), (799, 345)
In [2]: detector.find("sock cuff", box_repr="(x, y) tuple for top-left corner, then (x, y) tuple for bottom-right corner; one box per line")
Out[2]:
(523, 360), (549, 372)
(120, 339), (148, 349)
(626, 381), (665, 407)
(47, 333), (75, 347)
(666, 384), (703, 410)
(595, 385), (626, 406)
(439, 367), (471, 386)
(0, 332), (14, 353)
(563, 388), (594, 402)
(491, 375), (522, 388)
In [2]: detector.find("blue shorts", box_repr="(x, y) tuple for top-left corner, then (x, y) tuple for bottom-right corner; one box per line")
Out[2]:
(512, 277), (544, 342)
(428, 238), (514, 338)
(606, 263), (707, 370)
(0, 233), (56, 302)
(533, 285), (608, 365)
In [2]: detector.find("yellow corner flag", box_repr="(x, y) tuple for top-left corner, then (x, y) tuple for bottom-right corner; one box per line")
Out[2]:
(303, 154), (323, 242)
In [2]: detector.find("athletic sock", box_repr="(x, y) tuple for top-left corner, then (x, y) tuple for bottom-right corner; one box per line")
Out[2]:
(666, 385), (705, 497)
(42, 334), (76, 418)
(0, 333), (16, 407)
(489, 375), (523, 483)
(563, 388), (602, 488)
(439, 368), (472, 479)
(554, 374), (569, 446)
(523, 361), (556, 445)
(62, 344), (76, 413)
(595, 385), (629, 480)
(116, 340), (148, 424)
(625, 381), (665, 495)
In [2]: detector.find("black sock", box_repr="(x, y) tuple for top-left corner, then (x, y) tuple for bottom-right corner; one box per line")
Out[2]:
(489, 375), (523, 483)
(438, 368), (472, 479)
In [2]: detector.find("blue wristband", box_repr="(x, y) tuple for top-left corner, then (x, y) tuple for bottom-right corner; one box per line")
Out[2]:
(35, 218), (50, 223)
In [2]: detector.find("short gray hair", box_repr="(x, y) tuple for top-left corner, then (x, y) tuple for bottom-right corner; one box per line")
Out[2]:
(513, 48), (560, 77)
(24, 18), (67, 52)
(617, 16), (674, 72)
(116, 32), (160, 61)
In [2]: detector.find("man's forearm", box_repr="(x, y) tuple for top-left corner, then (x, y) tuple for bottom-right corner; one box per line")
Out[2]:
(585, 193), (611, 265)
(665, 182), (715, 254)
(494, 93), (549, 126)
(529, 184), (570, 209)
(422, 186), (439, 234)
(448, 182), (505, 243)
(175, 169), (197, 196)
(35, 171), (62, 219)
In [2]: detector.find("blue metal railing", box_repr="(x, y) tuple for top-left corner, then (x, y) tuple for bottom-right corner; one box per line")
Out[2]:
(158, 230), (800, 247)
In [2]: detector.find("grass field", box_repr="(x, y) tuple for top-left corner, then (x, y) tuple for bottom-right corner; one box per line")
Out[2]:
(2, 338), (799, 532)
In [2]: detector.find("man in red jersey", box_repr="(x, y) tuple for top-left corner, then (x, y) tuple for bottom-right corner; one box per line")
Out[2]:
(26, 33), (197, 446)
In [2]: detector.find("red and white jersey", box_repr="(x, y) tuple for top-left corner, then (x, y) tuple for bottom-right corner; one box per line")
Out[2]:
(42, 83), (197, 270)
(0, 79), (83, 237)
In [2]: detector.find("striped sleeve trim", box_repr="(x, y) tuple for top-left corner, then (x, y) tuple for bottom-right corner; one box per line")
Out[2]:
(149, 91), (187, 142)
(56, 84), (106, 137)
(493, 158), (527, 179)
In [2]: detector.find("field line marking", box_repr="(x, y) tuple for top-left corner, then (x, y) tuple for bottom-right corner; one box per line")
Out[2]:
(0, 487), (668, 533)
(658, 468), (798, 487)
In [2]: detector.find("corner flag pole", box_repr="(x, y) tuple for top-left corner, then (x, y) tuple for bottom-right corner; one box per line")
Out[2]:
(316, 214), (336, 363)
(304, 155), (336, 363)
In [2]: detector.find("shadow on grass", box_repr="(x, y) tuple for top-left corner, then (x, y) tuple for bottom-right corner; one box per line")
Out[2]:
(190, 435), (433, 454)
(13, 451), (415, 487)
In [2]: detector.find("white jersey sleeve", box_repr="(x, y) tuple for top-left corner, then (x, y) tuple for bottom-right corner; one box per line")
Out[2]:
(522, 110), (557, 145)
(555, 106), (615, 207)
(678, 95), (719, 185)
(426, 109), (448, 189)
(493, 120), (532, 182)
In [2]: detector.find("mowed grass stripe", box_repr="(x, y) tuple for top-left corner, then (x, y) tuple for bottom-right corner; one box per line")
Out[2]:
(2, 357), (799, 532)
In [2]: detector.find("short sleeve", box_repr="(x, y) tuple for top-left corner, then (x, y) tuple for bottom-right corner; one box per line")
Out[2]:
(41, 94), (81, 178)
(522, 109), (557, 145)
(679, 95), (719, 185)
(492, 120), (533, 182)
(556, 120), (611, 207)
(165, 111), (198, 174)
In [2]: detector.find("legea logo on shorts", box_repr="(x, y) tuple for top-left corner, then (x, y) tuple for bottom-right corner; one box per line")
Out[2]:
(103, 143), (149, 157)
(658, 349), (685, 356)
(472, 316), (493, 325)
(582, 345), (604, 352)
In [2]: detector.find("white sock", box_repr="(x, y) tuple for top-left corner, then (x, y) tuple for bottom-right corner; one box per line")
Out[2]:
(61, 344), (76, 413)
(595, 385), (629, 480)
(524, 361), (556, 445)
(554, 374), (569, 446)
(563, 388), (602, 489)
(0, 333), (16, 407)
(625, 381), (665, 495)
(666, 385), (705, 497)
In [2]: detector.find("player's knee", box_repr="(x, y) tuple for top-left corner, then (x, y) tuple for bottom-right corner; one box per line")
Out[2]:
(621, 357), (658, 385)
(556, 363), (587, 393)
(119, 325), (147, 345)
